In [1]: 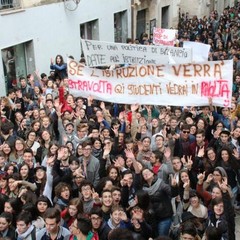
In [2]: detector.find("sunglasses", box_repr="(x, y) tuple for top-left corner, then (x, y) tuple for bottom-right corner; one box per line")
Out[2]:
(182, 131), (190, 134)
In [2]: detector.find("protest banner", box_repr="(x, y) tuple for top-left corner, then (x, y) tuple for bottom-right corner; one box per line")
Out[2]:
(153, 28), (178, 46)
(68, 59), (233, 107)
(81, 39), (192, 67)
(183, 41), (211, 62)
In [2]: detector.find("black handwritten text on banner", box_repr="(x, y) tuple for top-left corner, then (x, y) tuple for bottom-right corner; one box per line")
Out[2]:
(81, 39), (192, 67)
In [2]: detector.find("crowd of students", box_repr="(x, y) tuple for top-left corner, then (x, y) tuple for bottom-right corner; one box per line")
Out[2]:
(0, 2), (240, 240)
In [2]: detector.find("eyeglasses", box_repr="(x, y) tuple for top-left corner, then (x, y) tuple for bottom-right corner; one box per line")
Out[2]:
(91, 217), (101, 221)
(182, 131), (190, 134)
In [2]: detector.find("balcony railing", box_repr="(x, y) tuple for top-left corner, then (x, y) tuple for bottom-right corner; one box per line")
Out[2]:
(0, 0), (21, 10)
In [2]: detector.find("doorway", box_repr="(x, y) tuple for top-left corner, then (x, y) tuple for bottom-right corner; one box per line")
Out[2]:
(136, 9), (146, 40)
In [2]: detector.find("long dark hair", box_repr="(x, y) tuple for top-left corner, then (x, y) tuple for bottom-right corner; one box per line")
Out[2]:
(107, 165), (121, 186)
(55, 54), (64, 65)
(218, 146), (240, 169)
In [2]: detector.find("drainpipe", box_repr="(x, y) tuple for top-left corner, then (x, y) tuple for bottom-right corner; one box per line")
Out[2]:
(131, 0), (134, 41)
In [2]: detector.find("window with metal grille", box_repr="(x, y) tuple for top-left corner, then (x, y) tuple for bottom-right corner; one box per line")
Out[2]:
(0, 0), (21, 10)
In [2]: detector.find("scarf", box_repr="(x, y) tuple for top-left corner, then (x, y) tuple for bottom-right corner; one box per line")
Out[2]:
(143, 177), (162, 195)
(16, 225), (34, 240)
(107, 218), (119, 230)
(56, 197), (69, 209)
(92, 148), (102, 159)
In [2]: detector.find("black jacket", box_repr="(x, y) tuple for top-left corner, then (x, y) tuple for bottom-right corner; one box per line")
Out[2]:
(143, 177), (178, 220)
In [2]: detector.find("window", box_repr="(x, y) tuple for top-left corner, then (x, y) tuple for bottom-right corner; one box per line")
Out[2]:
(1, 41), (35, 91)
(114, 10), (128, 43)
(80, 19), (99, 40)
(0, 0), (21, 10)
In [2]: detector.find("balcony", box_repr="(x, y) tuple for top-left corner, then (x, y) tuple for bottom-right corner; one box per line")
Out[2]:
(0, 0), (21, 11)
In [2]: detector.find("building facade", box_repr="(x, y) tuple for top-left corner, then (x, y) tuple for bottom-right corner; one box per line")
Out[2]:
(0, 0), (131, 96)
(132, 0), (235, 40)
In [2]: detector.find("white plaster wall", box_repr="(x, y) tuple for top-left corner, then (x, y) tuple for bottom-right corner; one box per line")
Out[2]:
(0, 0), (131, 96)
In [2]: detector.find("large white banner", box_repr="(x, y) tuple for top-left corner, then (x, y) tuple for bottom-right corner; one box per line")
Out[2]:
(68, 59), (233, 107)
(81, 39), (192, 67)
(153, 28), (178, 46)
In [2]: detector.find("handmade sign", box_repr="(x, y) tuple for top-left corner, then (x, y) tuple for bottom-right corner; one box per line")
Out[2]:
(68, 59), (233, 107)
(153, 28), (178, 46)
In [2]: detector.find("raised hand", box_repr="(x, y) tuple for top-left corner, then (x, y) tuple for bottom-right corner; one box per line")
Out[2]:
(92, 189), (100, 203)
(183, 179), (190, 190)
(170, 174), (177, 187)
(181, 155), (186, 165)
(185, 156), (193, 170)
(197, 171), (205, 183)
(46, 155), (56, 166)
(74, 166), (84, 178)
(119, 210), (128, 221)
(190, 106), (197, 117)
(159, 112), (166, 120)
(124, 149), (135, 160)
(103, 144), (111, 158)
(113, 158), (124, 170)
(208, 97), (213, 106)
(164, 147), (171, 160)
(206, 173), (213, 183)
(218, 177), (228, 193)
(145, 105), (151, 113)
(213, 129), (221, 139)
(111, 126), (119, 137)
(87, 95), (93, 105)
(233, 148), (239, 159)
